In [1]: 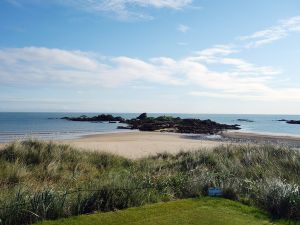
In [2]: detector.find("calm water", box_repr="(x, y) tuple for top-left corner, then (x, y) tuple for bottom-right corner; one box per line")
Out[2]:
(0, 112), (299, 143)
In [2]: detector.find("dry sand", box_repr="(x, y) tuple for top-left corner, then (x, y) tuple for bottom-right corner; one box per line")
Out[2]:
(62, 131), (300, 158)
(61, 132), (221, 158)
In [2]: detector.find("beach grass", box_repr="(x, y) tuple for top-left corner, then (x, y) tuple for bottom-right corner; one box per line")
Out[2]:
(0, 140), (300, 224)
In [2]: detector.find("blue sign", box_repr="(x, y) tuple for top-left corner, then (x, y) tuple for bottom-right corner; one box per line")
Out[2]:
(208, 187), (223, 197)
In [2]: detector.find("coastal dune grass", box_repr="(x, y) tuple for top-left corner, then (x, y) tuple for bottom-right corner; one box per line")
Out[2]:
(0, 140), (300, 224)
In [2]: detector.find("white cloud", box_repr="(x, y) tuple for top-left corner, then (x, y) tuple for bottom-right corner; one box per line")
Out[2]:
(239, 16), (300, 48)
(131, 0), (193, 9)
(0, 46), (298, 102)
(189, 88), (300, 102)
(6, 0), (193, 20)
(192, 45), (238, 63)
(177, 24), (189, 33)
(0, 47), (184, 87)
(180, 58), (271, 95)
(220, 58), (281, 76)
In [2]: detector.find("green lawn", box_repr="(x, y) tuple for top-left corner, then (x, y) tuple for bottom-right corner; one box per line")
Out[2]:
(37, 197), (289, 225)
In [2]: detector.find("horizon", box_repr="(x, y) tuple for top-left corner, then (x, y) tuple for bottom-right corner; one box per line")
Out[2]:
(0, 111), (300, 116)
(1, 0), (300, 114)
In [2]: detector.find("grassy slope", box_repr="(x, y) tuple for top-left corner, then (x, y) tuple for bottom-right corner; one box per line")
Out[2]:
(1, 141), (300, 224)
(38, 197), (286, 225)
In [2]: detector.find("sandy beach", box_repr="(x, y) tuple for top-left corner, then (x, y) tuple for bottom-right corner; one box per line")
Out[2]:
(60, 131), (300, 158)
(1, 131), (299, 159)
(61, 132), (221, 158)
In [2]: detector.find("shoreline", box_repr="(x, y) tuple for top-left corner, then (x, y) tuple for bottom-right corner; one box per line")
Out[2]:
(1, 131), (300, 159)
(61, 131), (300, 158)
(222, 130), (300, 140)
(220, 131), (300, 148)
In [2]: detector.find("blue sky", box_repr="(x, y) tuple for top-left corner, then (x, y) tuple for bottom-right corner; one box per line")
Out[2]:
(1, 0), (300, 114)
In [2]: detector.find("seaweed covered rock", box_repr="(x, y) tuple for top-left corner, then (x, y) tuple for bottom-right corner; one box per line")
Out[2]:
(62, 113), (240, 134)
(124, 115), (240, 134)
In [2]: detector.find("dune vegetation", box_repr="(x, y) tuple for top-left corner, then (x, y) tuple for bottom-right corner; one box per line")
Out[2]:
(0, 140), (300, 225)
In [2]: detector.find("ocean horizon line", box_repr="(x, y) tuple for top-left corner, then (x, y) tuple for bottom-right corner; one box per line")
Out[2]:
(0, 112), (300, 116)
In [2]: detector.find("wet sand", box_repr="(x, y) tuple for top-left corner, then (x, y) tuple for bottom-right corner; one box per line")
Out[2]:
(221, 131), (300, 147)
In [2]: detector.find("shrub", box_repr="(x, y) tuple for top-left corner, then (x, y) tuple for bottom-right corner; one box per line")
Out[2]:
(255, 179), (300, 219)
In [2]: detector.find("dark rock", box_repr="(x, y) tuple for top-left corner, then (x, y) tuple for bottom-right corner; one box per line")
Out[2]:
(277, 119), (300, 124)
(137, 113), (147, 120)
(286, 120), (300, 124)
(61, 114), (125, 123)
(63, 113), (241, 134)
(124, 116), (240, 134)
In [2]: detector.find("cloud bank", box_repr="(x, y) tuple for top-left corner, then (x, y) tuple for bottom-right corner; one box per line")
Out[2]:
(0, 46), (298, 102)
(1, 15), (300, 106)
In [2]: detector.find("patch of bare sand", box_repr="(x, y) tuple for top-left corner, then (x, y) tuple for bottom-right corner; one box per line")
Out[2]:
(62, 132), (221, 159)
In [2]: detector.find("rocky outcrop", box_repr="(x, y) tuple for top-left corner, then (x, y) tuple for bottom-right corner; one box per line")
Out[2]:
(137, 112), (147, 120)
(123, 114), (240, 134)
(61, 114), (125, 123)
(62, 113), (241, 134)
(277, 119), (300, 124)
(286, 120), (300, 124)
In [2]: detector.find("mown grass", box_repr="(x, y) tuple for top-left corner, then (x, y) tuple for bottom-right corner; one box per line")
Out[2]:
(37, 197), (288, 225)
(0, 140), (300, 225)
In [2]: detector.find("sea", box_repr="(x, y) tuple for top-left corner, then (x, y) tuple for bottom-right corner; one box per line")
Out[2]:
(0, 112), (299, 143)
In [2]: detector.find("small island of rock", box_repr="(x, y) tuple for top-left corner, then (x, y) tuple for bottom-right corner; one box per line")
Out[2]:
(61, 114), (125, 123)
(62, 113), (240, 134)
(277, 119), (300, 124)
(286, 120), (300, 125)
